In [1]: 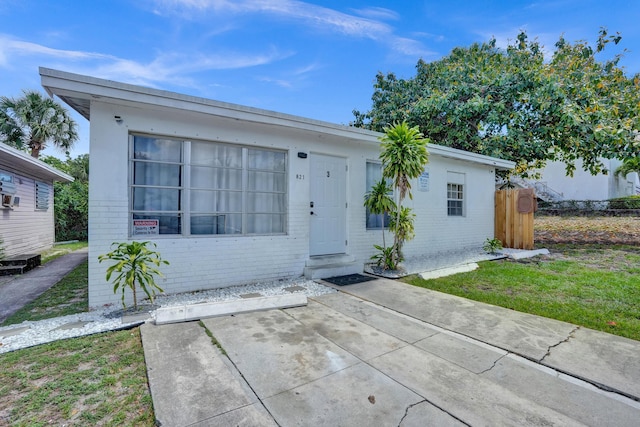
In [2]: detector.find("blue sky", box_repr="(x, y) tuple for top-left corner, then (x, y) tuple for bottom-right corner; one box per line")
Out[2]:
(1, 0), (638, 159)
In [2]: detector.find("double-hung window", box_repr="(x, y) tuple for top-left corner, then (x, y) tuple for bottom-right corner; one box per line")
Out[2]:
(365, 161), (392, 229)
(447, 171), (465, 217)
(130, 135), (287, 236)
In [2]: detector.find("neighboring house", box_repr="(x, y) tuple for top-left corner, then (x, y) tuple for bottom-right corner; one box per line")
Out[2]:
(0, 143), (73, 257)
(40, 67), (514, 308)
(513, 159), (640, 202)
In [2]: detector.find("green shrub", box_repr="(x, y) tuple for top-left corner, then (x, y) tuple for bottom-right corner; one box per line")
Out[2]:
(98, 241), (169, 309)
(608, 195), (640, 210)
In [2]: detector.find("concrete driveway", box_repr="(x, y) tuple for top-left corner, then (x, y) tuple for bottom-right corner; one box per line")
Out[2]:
(141, 279), (640, 426)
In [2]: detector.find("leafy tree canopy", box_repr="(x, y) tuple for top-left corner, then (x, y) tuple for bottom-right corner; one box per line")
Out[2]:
(42, 154), (89, 241)
(353, 29), (640, 177)
(0, 90), (78, 158)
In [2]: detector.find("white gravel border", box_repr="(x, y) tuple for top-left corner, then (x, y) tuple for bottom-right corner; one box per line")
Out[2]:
(0, 278), (336, 354)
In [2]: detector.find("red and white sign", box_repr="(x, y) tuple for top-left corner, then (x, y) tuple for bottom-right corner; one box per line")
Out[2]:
(132, 219), (159, 235)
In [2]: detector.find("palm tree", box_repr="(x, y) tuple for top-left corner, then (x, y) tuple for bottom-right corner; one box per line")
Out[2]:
(0, 90), (78, 158)
(614, 157), (640, 178)
(379, 121), (429, 267)
(364, 179), (396, 249)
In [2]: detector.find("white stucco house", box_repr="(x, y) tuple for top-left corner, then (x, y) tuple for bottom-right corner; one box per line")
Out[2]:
(517, 159), (639, 202)
(0, 143), (73, 258)
(40, 67), (514, 308)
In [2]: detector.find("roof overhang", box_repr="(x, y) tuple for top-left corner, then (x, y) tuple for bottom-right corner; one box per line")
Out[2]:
(40, 67), (515, 171)
(0, 143), (73, 182)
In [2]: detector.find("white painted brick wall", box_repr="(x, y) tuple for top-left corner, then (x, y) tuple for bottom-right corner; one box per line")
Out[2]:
(87, 100), (501, 308)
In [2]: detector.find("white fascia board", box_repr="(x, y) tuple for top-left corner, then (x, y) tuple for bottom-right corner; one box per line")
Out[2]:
(0, 143), (73, 182)
(427, 144), (515, 170)
(40, 67), (380, 143)
(40, 67), (514, 171)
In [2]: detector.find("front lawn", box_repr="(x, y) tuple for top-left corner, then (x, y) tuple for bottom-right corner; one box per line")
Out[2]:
(0, 329), (154, 426)
(403, 244), (640, 341)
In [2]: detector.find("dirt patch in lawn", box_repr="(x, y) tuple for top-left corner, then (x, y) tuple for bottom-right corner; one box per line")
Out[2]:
(535, 216), (640, 245)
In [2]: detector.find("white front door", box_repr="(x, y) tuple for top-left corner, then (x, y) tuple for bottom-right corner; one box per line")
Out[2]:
(309, 154), (347, 256)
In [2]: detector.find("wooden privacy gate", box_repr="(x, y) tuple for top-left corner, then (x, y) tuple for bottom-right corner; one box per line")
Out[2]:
(495, 189), (535, 250)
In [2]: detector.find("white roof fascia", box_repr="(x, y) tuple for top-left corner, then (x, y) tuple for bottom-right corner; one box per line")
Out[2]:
(40, 67), (514, 171)
(0, 143), (74, 182)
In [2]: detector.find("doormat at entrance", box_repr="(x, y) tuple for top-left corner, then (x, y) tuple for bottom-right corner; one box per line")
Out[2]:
(323, 274), (377, 286)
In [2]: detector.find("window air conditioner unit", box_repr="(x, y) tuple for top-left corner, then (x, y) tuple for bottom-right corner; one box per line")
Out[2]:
(1, 194), (16, 208)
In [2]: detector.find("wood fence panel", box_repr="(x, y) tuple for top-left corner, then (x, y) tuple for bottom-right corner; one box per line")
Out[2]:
(495, 189), (534, 250)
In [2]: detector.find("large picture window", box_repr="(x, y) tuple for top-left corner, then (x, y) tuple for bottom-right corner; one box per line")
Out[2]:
(365, 161), (391, 229)
(130, 135), (287, 236)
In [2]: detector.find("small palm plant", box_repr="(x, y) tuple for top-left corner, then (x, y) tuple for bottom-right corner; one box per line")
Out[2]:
(98, 241), (169, 310)
(388, 206), (416, 263)
(364, 179), (396, 268)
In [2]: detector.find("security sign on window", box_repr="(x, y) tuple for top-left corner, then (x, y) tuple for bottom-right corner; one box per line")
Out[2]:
(132, 219), (159, 235)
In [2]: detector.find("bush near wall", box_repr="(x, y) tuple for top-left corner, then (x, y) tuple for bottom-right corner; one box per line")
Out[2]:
(608, 195), (640, 210)
(537, 196), (640, 217)
(54, 180), (88, 241)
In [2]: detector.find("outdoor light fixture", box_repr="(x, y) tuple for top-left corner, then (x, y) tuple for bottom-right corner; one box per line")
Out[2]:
(114, 115), (123, 124)
(297, 152), (307, 159)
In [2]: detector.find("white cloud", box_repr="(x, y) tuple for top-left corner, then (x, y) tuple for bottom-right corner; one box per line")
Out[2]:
(350, 6), (400, 21)
(0, 33), (290, 88)
(153, 0), (428, 57)
(0, 35), (114, 66)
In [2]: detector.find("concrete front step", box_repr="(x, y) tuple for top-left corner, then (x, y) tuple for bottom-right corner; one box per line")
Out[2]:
(303, 254), (362, 279)
(0, 265), (25, 276)
(0, 253), (41, 276)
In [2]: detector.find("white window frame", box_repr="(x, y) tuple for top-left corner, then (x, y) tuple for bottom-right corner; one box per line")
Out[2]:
(447, 171), (465, 217)
(129, 134), (288, 237)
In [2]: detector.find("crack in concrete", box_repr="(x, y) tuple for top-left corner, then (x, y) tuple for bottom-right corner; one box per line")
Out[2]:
(197, 322), (283, 427)
(540, 326), (580, 363)
(478, 352), (509, 375)
(397, 399), (471, 427)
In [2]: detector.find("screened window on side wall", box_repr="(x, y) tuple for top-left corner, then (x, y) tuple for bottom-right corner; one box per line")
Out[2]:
(366, 161), (392, 229)
(35, 182), (50, 210)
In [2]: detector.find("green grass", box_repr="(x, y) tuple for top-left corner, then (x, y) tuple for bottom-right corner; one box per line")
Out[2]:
(0, 261), (89, 327)
(403, 244), (640, 341)
(41, 241), (88, 264)
(0, 328), (155, 426)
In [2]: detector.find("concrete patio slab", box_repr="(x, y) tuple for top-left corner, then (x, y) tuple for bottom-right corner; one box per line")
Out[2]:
(189, 404), (277, 427)
(201, 309), (360, 398)
(263, 362), (423, 426)
(0, 325), (30, 338)
(155, 293), (307, 324)
(140, 322), (270, 426)
(419, 262), (478, 280)
(399, 401), (467, 427)
(312, 292), (438, 343)
(481, 353), (640, 426)
(541, 327), (640, 399)
(340, 278), (577, 360)
(286, 300), (407, 361)
(369, 345), (583, 426)
(414, 331), (507, 374)
(143, 281), (640, 426)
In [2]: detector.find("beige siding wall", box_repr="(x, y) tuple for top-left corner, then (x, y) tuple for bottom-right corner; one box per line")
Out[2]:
(0, 165), (55, 257)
